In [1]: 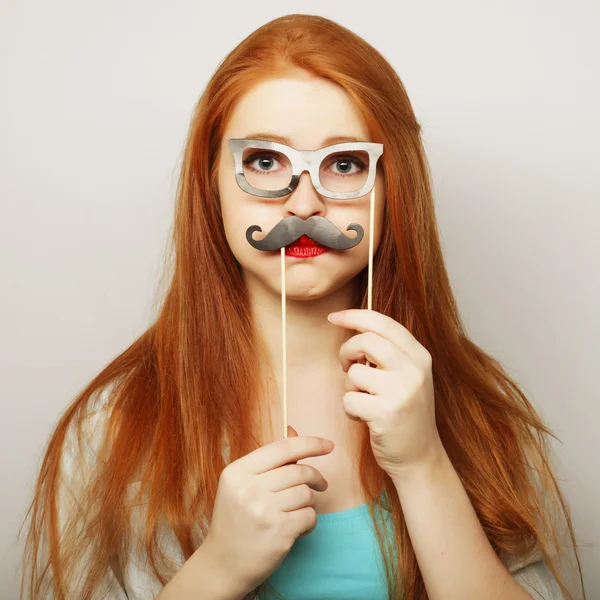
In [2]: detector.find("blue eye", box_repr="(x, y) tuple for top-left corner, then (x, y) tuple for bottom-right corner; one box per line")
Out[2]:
(243, 152), (285, 174)
(326, 155), (367, 177)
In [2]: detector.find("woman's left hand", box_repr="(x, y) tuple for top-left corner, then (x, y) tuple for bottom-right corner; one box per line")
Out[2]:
(327, 309), (446, 480)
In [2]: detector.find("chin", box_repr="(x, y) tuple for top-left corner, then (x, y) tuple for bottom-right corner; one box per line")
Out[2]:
(278, 286), (332, 301)
(240, 255), (364, 292)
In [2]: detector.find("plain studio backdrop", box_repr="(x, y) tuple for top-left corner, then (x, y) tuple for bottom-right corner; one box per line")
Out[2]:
(1, 1), (598, 598)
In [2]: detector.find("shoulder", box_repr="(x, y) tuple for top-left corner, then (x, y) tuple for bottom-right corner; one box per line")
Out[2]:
(504, 547), (566, 600)
(59, 381), (119, 487)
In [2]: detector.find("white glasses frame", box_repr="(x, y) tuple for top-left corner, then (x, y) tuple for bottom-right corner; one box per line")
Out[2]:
(228, 138), (384, 200)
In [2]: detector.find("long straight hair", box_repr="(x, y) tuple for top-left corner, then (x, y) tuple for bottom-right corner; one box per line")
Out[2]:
(20, 13), (586, 600)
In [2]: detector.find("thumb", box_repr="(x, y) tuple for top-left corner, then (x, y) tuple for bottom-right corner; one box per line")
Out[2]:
(287, 425), (299, 437)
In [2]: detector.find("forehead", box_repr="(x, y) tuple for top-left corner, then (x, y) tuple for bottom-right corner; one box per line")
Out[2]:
(223, 76), (370, 151)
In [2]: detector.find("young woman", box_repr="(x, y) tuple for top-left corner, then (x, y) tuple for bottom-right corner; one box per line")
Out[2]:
(20, 13), (586, 600)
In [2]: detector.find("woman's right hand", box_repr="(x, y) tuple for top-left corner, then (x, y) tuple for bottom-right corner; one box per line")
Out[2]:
(203, 425), (334, 591)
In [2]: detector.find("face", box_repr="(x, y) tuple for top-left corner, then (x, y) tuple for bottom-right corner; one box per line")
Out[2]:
(217, 72), (385, 301)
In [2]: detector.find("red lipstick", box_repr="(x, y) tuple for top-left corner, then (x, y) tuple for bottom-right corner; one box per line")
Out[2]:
(285, 234), (330, 258)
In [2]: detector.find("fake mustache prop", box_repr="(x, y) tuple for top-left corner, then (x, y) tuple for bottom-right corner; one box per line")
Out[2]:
(245, 215), (364, 251)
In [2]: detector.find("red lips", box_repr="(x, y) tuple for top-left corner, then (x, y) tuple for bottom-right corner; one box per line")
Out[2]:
(288, 234), (323, 248)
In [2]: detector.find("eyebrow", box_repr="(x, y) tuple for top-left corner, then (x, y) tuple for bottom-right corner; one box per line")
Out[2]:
(243, 132), (367, 147)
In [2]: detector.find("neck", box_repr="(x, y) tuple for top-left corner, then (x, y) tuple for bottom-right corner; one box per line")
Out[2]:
(245, 270), (363, 386)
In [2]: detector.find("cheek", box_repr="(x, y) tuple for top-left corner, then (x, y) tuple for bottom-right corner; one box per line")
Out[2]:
(219, 195), (238, 247)
(221, 204), (251, 264)
(219, 189), (275, 268)
(218, 175), (249, 260)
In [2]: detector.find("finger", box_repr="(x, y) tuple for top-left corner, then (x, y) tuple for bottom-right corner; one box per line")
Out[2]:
(344, 375), (360, 392)
(339, 331), (405, 372)
(241, 435), (335, 475)
(343, 390), (385, 423)
(261, 463), (329, 493)
(345, 409), (363, 423)
(293, 506), (318, 538)
(286, 426), (299, 464)
(346, 362), (392, 396)
(276, 484), (317, 512)
(330, 309), (425, 363)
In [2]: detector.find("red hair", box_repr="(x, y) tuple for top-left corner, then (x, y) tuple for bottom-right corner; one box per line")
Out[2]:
(20, 13), (586, 599)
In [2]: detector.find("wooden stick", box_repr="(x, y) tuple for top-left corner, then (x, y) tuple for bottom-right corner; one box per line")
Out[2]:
(366, 185), (375, 368)
(281, 247), (288, 439)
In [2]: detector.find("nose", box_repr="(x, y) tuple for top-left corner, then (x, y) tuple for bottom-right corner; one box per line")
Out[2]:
(283, 171), (325, 219)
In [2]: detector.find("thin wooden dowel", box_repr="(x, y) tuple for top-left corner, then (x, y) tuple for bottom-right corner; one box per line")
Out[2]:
(281, 247), (287, 439)
(366, 186), (375, 368)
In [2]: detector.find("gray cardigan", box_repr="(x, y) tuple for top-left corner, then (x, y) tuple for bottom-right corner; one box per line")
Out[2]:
(40, 386), (573, 599)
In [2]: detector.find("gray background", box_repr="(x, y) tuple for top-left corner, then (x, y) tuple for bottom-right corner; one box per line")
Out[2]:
(1, 1), (597, 598)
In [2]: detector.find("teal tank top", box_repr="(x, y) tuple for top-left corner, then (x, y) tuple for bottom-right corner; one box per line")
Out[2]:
(258, 491), (395, 599)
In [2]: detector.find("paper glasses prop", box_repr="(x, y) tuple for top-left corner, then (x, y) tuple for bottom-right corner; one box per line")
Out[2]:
(228, 137), (384, 439)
